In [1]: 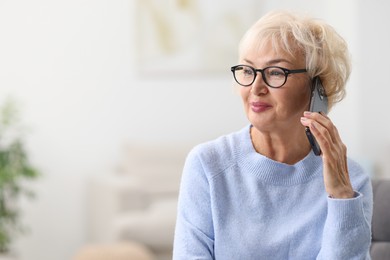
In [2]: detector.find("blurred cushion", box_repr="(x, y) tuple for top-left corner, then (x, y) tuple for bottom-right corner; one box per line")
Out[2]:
(112, 198), (177, 252)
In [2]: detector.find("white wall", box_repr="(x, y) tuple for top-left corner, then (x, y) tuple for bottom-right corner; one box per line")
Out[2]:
(358, 0), (390, 177)
(0, 0), (387, 259)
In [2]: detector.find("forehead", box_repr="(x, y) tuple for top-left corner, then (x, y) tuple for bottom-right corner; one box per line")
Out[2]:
(239, 39), (305, 67)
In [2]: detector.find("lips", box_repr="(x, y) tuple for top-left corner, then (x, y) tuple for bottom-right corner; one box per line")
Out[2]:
(250, 101), (272, 112)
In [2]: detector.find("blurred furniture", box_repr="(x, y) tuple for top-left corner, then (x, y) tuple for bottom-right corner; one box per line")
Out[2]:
(73, 242), (154, 260)
(87, 144), (188, 260)
(371, 179), (390, 260)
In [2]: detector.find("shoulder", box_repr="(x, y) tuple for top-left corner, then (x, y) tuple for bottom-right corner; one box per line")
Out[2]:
(185, 126), (250, 178)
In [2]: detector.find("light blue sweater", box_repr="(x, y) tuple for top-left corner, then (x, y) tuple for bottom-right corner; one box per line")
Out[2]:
(173, 125), (372, 260)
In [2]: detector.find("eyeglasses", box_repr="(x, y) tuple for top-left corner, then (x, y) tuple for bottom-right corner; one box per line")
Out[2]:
(231, 65), (307, 88)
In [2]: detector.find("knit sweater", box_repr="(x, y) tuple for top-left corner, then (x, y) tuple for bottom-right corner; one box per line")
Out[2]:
(173, 125), (372, 260)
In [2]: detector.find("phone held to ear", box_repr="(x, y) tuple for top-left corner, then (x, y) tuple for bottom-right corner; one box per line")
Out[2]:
(305, 76), (328, 156)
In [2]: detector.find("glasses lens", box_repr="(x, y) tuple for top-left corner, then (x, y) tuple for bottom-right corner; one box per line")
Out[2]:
(264, 67), (286, 88)
(233, 65), (255, 86)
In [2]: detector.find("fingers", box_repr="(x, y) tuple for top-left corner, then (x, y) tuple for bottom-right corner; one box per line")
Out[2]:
(300, 111), (345, 158)
(301, 111), (341, 145)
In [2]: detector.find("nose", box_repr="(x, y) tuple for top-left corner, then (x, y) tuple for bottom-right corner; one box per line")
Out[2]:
(250, 72), (268, 95)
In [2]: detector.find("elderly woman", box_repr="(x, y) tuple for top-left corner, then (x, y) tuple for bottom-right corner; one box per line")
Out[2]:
(173, 10), (372, 259)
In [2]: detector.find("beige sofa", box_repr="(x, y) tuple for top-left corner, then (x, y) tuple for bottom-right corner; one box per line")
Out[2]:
(73, 242), (154, 260)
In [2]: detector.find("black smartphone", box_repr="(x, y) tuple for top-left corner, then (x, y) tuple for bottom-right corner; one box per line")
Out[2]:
(305, 77), (328, 156)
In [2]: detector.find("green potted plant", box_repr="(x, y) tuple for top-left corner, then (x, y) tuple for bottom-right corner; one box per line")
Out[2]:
(0, 98), (40, 259)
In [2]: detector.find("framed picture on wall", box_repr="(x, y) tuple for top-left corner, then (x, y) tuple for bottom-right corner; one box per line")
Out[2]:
(135, 0), (262, 76)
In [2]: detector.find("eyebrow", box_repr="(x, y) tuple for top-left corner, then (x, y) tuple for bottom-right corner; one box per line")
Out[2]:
(243, 58), (294, 66)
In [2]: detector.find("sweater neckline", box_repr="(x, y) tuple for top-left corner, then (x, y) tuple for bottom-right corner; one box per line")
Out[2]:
(236, 125), (323, 186)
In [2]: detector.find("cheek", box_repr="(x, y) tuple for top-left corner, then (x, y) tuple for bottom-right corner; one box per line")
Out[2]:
(286, 89), (311, 112)
(239, 87), (250, 105)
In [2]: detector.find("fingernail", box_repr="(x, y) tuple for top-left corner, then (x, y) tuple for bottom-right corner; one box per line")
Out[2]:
(304, 111), (311, 116)
(300, 117), (307, 121)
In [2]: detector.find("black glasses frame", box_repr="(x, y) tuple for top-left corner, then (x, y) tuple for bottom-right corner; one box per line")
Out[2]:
(230, 65), (307, 88)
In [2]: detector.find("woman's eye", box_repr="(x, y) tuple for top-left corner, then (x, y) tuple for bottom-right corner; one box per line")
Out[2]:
(268, 69), (284, 77)
(243, 69), (254, 76)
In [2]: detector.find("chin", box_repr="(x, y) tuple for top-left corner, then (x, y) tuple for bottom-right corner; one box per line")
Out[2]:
(248, 111), (272, 125)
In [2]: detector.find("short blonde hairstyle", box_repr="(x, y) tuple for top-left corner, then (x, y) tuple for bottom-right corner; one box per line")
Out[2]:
(239, 10), (351, 109)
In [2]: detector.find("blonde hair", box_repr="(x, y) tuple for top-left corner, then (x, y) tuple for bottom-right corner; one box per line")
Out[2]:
(239, 10), (351, 109)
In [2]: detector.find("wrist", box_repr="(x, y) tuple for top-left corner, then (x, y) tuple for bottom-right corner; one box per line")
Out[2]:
(328, 188), (355, 199)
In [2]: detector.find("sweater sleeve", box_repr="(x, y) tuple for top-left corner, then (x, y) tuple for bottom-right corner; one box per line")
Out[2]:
(173, 147), (215, 260)
(317, 173), (373, 260)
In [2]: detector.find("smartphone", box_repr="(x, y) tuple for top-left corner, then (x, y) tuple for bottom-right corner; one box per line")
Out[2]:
(305, 77), (328, 156)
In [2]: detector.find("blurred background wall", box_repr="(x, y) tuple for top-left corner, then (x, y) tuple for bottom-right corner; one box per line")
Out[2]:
(0, 0), (389, 259)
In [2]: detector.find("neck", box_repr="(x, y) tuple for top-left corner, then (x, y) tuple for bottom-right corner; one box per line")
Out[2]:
(250, 125), (311, 165)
